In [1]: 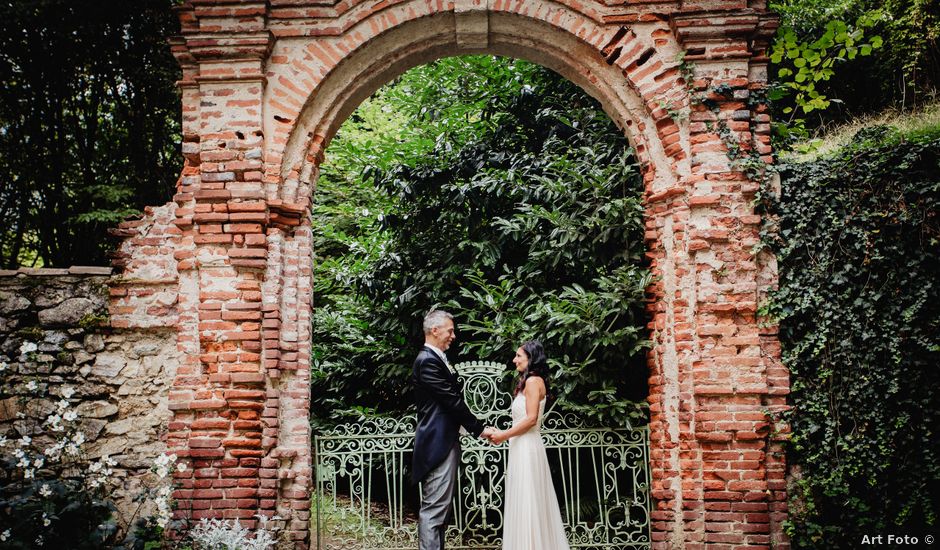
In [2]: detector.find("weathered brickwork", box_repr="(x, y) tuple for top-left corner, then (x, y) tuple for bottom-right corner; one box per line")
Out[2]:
(110, 1), (788, 548)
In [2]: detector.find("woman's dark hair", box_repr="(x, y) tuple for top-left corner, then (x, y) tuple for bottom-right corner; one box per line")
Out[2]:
(514, 340), (551, 399)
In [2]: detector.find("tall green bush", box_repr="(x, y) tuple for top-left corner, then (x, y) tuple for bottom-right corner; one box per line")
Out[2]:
(0, 0), (181, 267)
(311, 57), (649, 429)
(762, 126), (940, 546)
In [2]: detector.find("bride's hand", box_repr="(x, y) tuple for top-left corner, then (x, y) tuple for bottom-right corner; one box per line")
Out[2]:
(490, 430), (509, 444)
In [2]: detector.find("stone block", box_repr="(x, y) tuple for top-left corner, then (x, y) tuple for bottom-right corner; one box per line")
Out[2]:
(88, 437), (127, 458)
(78, 400), (119, 419)
(72, 350), (95, 365)
(84, 333), (106, 352)
(38, 297), (98, 326)
(0, 291), (31, 313)
(91, 353), (126, 378)
(0, 397), (19, 422)
(106, 418), (133, 435)
(130, 342), (163, 359)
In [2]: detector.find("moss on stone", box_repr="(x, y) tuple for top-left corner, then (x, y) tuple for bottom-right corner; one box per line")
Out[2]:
(78, 312), (109, 330)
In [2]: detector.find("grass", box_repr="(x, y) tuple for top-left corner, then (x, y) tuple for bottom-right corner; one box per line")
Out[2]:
(785, 99), (940, 162)
(311, 491), (418, 549)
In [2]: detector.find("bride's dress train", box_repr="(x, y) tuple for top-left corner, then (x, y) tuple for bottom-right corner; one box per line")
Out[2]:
(501, 393), (570, 550)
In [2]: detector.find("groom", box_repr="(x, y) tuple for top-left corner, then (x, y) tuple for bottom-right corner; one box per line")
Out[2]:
(412, 309), (494, 550)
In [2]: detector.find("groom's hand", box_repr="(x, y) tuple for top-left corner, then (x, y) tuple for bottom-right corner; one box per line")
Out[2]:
(481, 426), (496, 442)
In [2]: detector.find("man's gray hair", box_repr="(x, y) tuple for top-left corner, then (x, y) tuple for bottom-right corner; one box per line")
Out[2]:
(423, 310), (454, 334)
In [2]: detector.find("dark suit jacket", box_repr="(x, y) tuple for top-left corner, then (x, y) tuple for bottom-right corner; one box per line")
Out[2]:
(411, 345), (485, 484)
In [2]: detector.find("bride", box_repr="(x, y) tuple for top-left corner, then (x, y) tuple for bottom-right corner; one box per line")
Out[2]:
(488, 340), (570, 550)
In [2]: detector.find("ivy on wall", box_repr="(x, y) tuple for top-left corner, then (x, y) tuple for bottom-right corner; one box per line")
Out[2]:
(762, 126), (940, 547)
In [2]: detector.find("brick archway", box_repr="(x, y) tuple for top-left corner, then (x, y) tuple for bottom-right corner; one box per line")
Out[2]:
(110, 1), (787, 548)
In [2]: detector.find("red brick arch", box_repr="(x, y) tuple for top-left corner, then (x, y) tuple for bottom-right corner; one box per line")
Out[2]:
(109, 1), (788, 548)
(268, 6), (689, 199)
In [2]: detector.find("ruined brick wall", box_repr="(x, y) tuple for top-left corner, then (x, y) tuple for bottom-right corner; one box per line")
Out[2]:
(106, 1), (790, 548)
(0, 268), (179, 526)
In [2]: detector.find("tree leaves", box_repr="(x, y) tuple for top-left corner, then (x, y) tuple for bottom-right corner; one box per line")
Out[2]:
(0, 0), (181, 267)
(770, 0), (938, 122)
(771, 17), (883, 124)
(311, 57), (650, 429)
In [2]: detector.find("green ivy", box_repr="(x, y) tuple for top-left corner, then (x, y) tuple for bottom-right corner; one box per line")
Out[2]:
(761, 126), (940, 547)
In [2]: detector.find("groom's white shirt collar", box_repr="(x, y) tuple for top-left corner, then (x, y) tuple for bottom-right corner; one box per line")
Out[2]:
(424, 342), (448, 364)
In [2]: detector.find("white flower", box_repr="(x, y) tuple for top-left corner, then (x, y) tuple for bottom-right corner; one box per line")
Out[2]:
(19, 341), (37, 355)
(177, 462), (187, 472)
(60, 387), (75, 399)
(13, 448), (24, 459)
(0, 529), (8, 541)
(33, 457), (43, 468)
(57, 399), (70, 412)
(42, 513), (50, 527)
(35, 534), (43, 546)
(24, 468), (34, 479)
(46, 413), (62, 426)
(63, 410), (77, 422)
(44, 443), (63, 462)
(71, 432), (85, 446)
(19, 435), (31, 447)
(16, 456), (29, 468)
(39, 484), (52, 497)
(154, 453), (179, 479)
(0, 435), (7, 447)
(0, 361), (7, 372)
(25, 380), (38, 392)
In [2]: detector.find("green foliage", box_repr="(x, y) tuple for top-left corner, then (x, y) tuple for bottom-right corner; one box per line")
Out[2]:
(772, 18), (883, 115)
(0, 0), (181, 267)
(78, 313), (109, 330)
(771, 0), (939, 118)
(311, 57), (649, 430)
(769, 16), (883, 146)
(0, 476), (120, 549)
(761, 126), (940, 547)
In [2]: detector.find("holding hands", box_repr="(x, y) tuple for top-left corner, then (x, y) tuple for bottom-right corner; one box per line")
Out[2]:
(481, 426), (509, 445)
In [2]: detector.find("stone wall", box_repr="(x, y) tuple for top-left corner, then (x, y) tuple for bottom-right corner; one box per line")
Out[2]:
(0, 268), (179, 525)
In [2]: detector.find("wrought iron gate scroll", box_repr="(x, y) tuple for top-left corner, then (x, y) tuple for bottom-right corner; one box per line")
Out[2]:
(314, 361), (650, 549)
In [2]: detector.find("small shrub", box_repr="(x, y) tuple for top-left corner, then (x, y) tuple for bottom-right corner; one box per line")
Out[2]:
(187, 516), (282, 550)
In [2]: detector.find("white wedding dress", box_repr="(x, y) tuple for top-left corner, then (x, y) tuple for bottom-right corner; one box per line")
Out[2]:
(501, 393), (571, 550)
